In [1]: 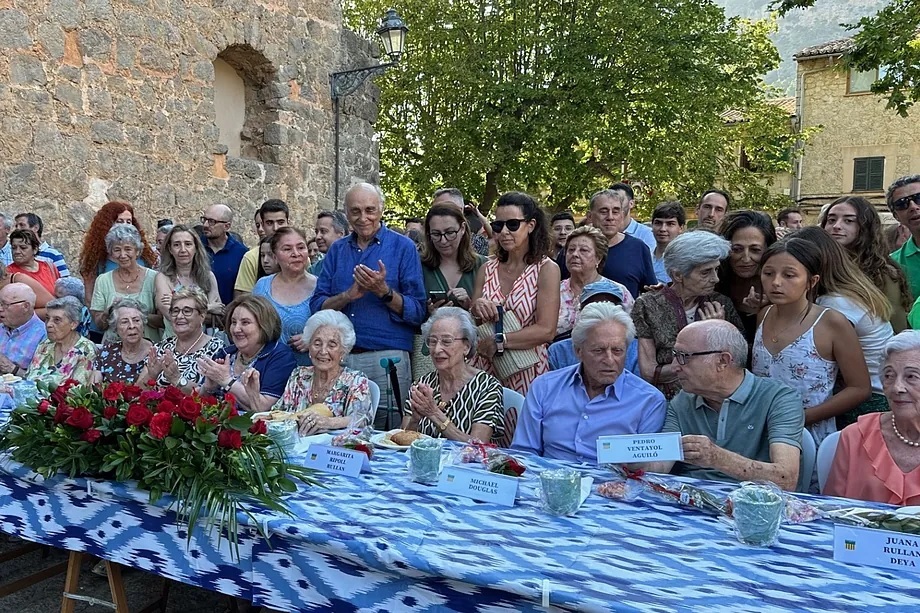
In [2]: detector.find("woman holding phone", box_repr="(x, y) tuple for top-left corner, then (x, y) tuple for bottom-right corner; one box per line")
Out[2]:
(420, 204), (486, 313)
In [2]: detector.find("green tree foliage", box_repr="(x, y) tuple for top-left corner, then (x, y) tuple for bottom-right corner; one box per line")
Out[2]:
(346, 1), (803, 218)
(773, 0), (920, 117)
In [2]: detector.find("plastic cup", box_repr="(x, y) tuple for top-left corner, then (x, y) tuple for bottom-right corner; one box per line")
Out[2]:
(540, 469), (581, 516)
(409, 438), (443, 484)
(730, 485), (784, 546)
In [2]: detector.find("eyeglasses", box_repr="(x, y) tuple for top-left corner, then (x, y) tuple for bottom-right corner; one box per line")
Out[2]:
(200, 216), (229, 226)
(490, 219), (527, 234)
(672, 349), (723, 365)
(169, 307), (200, 317)
(429, 229), (460, 242)
(425, 335), (465, 348)
(0, 300), (27, 309)
(892, 193), (920, 212)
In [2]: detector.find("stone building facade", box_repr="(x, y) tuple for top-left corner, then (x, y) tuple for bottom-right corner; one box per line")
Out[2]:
(0, 0), (380, 265)
(793, 38), (920, 216)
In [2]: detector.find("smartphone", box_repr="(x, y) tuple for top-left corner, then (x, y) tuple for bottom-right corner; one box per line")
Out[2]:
(428, 290), (449, 302)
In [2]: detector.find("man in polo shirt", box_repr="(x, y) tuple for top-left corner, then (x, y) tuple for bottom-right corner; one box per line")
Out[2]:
(646, 320), (803, 491)
(310, 183), (426, 429)
(512, 302), (666, 463)
(14, 213), (70, 277)
(888, 175), (920, 300)
(200, 204), (247, 305)
(610, 182), (655, 251)
(0, 283), (47, 378)
(234, 199), (290, 297)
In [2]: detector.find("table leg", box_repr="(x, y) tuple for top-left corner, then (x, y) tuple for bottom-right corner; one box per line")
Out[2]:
(60, 551), (84, 613)
(105, 561), (131, 612)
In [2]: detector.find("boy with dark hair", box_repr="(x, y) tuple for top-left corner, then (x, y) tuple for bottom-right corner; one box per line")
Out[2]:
(651, 201), (686, 283)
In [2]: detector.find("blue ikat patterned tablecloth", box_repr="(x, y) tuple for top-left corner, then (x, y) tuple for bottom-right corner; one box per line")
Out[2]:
(1, 441), (919, 612)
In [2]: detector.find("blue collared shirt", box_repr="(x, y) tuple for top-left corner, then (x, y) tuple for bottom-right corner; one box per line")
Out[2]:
(0, 314), (48, 370)
(512, 364), (667, 463)
(0, 242), (11, 266)
(625, 217), (656, 252)
(309, 225), (426, 352)
(202, 233), (248, 305)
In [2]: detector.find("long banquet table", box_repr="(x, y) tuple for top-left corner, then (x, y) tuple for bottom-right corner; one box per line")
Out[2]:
(0, 438), (918, 612)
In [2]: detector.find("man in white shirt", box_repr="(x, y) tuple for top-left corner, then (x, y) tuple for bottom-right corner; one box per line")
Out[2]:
(610, 182), (655, 252)
(0, 213), (12, 266)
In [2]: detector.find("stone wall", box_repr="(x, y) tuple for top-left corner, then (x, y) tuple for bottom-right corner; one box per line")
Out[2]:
(796, 55), (920, 212)
(0, 0), (379, 266)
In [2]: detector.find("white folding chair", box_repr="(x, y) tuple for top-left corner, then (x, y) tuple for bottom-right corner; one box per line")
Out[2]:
(816, 430), (842, 494)
(798, 428), (817, 493)
(500, 388), (525, 448)
(367, 380), (381, 427)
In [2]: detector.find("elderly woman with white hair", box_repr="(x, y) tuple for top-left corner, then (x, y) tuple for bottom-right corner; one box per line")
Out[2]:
(825, 330), (920, 505)
(93, 298), (152, 384)
(90, 224), (162, 342)
(403, 306), (504, 442)
(631, 231), (744, 398)
(268, 310), (374, 435)
(27, 296), (97, 385)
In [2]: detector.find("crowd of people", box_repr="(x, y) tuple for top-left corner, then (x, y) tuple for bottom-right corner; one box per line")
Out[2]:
(2, 176), (919, 507)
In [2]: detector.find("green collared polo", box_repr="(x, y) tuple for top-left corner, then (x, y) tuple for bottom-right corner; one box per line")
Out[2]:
(891, 236), (920, 302)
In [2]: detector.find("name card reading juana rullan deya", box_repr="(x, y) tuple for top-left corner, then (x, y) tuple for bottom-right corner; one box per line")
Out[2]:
(302, 444), (370, 477)
(834, 525), (920, 574)
(595, 432), (684, 465)
(437, 466), (518, 507)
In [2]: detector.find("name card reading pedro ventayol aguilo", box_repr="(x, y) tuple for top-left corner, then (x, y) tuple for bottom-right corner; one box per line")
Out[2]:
(834, 525), (920, 574)
(437, 466), (518, 507)
(595, 432), (684, 465)
(303, 445), (370, 477)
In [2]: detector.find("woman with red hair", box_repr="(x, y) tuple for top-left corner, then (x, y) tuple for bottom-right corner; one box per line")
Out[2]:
(80, 202), (157, 341)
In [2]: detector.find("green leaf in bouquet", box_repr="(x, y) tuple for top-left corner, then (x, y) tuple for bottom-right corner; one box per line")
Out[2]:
(171, 419), (187, 437)
(165, 437), (180, 450)
(227, 416), (251, 431)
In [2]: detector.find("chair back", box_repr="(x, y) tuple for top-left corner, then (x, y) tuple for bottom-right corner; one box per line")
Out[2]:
(798, 428), (817, 493)
(499, 388), (525, 448)
(367, 379), (381, 425)
(816, 430), (842, 494)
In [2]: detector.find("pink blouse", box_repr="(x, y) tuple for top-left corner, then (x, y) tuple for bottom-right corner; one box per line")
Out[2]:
(825, 413), (920, 506)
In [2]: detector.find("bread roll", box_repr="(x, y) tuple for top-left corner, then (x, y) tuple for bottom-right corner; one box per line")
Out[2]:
(303, 403), (334, 418)
(390, 430), (423, 446)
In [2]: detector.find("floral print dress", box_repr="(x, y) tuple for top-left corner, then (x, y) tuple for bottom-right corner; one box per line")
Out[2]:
(273, 366), (374, 427)
(28, 336), (98, 386)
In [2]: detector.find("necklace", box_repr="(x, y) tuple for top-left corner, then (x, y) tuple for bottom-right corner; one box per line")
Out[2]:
(891, 414), (920, 447)
(176, 331), (205, 356)
(120, 341), (149, 363)
(770, 303), (811, 343)
(116, 268), (140, 291)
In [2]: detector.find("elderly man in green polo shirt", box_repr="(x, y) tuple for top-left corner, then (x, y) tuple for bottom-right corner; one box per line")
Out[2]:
(644, 320), (804, 491)
(888, 175), (920, 301)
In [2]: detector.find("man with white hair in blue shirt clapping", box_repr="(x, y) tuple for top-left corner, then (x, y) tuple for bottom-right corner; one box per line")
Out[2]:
(512, 302), (666, 463)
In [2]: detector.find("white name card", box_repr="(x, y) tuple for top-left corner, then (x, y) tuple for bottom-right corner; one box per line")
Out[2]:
(302, 444), (370, 477)
(834, 525), (920, 573)
(437, 466), (518, 507)
(596, 432), (684, 465)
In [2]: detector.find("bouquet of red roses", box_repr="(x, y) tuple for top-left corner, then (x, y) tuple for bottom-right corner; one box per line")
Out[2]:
(0, 379), (317, 554)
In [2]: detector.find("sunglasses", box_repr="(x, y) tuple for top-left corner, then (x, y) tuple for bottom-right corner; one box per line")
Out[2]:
(490, 218), (528, 233)
(892, 193), (920, 212)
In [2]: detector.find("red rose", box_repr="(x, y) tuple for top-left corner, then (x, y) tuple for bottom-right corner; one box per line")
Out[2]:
(81, 429), (102, 443)
(217, 429), (242, 449)
(36, 400), (50, 414)
(148, 412), (173, 439)
(102, 382), (125, 401)
(224, 393), (236, 408)
(157, 400), (177, 414)
(103, 405), (118, 419)
(202, 395), (218, 406)
(65, 407), (94, 430)
(122, 385), (143, 401)
(125, 403), (152, 427)
(140, 389), (163, 403)
(163, 386), (184, 403)
(177, 397), (201, 421)
(249, 419), (267, 435)
(53, 403), (72, 424)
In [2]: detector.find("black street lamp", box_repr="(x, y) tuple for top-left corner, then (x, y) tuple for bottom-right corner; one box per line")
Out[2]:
(331, 9), (408, 207)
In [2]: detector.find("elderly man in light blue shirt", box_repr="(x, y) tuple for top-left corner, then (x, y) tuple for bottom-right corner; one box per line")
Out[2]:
(512, 302), (666, 463)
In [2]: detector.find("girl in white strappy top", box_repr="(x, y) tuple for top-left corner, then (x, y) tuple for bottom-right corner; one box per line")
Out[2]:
(751, 238), (871, 449)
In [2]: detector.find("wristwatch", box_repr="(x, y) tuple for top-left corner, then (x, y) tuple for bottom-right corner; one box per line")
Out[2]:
(381, 287), (395, 304)
(495, 304), (506, 356)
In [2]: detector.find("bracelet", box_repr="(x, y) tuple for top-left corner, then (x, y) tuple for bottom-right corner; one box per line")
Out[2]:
(221, 377), (238, 393)
(438, 418), (453, 433)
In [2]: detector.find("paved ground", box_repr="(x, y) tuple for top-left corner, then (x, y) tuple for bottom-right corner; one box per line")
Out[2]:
(0, 535), (251, 612)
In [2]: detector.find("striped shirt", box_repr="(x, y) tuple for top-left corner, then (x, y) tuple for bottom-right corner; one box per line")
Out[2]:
(0, 314), (48, 370)
(37, 241), (70, 277)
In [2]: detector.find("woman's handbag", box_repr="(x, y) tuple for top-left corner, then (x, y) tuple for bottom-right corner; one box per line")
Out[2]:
(476, 307), (540, 380)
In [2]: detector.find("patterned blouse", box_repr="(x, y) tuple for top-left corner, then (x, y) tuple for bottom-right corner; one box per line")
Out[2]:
(404, 370), (504, 441)
(556, 277), (635, 336)
(152, 335), (225, 387)
(27, 336), (97, 386)
(93, 342), (148, 384)
(273, 366), (373, 427)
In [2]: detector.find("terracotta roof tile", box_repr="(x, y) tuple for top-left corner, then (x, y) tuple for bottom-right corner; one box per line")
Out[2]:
(794, 37), (854, 60)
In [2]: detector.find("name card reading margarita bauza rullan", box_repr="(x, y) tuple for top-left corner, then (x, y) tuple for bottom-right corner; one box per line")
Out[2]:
(437, 466), (518, 507)
(834, 525), (920, 574)
(302, 444), (370, 477)
(595, 432), (684, 465)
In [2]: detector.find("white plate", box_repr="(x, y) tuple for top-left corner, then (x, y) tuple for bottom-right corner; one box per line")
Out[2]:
(0, 375), (22, 384)
(371, 429), (431, 450)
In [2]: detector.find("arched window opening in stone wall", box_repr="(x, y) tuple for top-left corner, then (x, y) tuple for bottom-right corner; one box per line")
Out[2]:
(214, 45), (279, 163)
